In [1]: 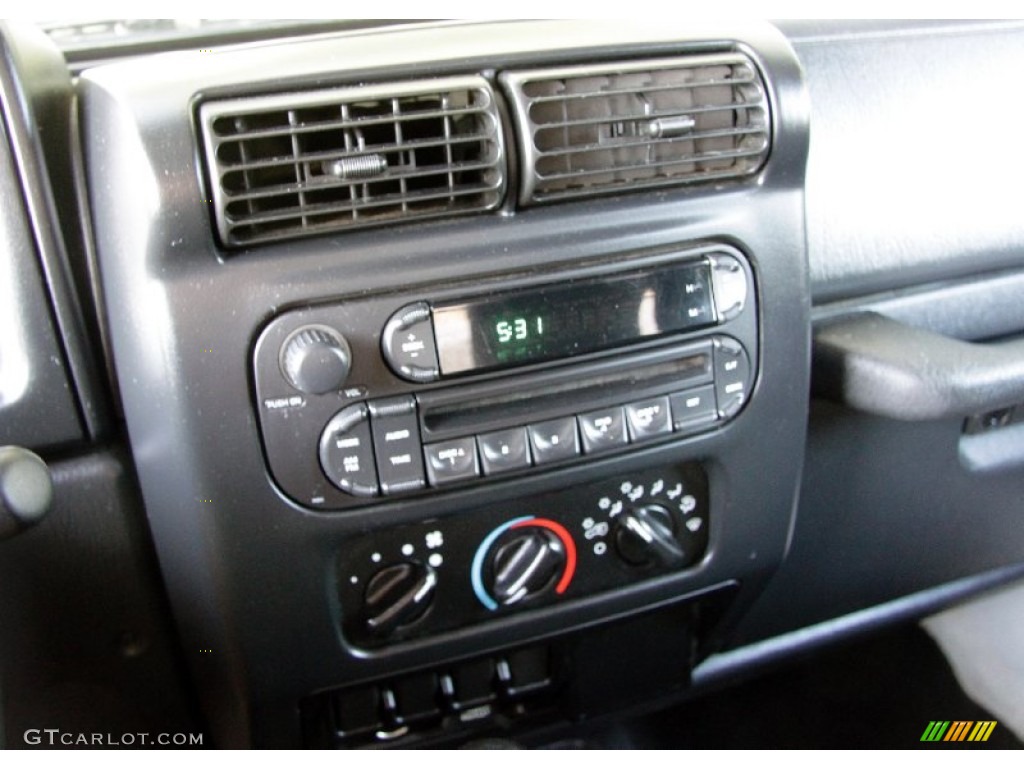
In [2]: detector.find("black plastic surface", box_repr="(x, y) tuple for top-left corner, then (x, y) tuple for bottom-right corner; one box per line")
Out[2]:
(728, 399), (1024, 647)
(0, 448), (199, 746)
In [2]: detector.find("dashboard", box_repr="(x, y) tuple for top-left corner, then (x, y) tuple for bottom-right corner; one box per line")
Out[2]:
(1, 18), (1024, 749)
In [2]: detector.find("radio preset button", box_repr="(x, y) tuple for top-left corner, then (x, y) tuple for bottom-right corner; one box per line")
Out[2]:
(319, 403), (379, 497)
(625, 396), (672, 442)
(670, 385), (718, 431)
(369, 396), (426, 495)
(527, 417), (580, 464)
(424, 438), (480, 486)
(477, 427), (531, 475)
(382, 302), (440, 383)
(578, 407), (628, 454)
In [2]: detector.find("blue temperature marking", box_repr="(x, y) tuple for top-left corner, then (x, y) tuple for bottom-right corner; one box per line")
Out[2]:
(471, 516), (534, 611)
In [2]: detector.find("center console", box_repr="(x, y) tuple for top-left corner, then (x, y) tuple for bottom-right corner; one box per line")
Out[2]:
(253, 244), (755, 652)
(79, 20), (811, 747)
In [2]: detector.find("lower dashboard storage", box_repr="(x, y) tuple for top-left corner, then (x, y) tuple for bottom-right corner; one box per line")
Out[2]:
(302, 596), (734, 748)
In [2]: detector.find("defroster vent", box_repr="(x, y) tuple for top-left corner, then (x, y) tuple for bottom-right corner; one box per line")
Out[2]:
(199, 77), (506, 247)
(502, 54), (770, 204)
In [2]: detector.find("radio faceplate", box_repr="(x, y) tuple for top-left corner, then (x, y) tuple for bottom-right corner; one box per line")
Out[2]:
(252, 243), (758, 511)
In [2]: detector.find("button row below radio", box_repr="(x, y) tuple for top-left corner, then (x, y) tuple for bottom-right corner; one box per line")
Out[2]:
(424, 419), (584, 486)
(324, 338), (750, 497)
(423, 423), (578, 486)
(420, 377), (733, 489)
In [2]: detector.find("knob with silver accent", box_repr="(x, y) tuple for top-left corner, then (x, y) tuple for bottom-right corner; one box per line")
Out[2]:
(279, 324), (351, 394)
(363, 561), (438, 637)
(489, 528), (566, 606)
(614, 504), (685, 568)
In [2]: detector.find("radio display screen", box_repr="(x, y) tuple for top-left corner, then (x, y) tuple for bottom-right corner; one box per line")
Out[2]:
(432, 261), (715, 376)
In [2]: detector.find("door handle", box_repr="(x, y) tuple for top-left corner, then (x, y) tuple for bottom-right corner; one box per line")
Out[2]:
(813, 312), (1024, 420)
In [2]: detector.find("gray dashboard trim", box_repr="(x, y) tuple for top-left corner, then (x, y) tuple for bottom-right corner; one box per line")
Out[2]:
(0, 22), (112, 442)
(0, 118), (81, 448)
(793, 21), (1024, 302)
(697, 564), (1024, 688)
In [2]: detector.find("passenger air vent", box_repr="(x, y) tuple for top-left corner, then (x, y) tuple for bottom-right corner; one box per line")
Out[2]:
(502, 54), (770, 204)
(199, 77), (505, 247)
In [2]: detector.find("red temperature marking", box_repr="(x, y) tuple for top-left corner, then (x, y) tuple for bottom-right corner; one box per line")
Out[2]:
(512, 517), (577, 594)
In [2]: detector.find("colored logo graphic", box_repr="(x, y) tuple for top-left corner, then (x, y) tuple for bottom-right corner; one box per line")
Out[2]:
(920, 721), (997, 742)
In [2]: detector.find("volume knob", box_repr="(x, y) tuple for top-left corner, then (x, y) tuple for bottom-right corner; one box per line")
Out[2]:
(280, 325), (351, 394)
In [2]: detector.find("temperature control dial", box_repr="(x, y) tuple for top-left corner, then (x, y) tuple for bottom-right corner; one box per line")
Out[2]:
(490, 529), (565, 607)
(472, 517), (577, 611)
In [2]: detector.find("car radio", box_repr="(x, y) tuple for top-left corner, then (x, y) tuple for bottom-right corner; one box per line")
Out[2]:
(252, 243), (757, 511)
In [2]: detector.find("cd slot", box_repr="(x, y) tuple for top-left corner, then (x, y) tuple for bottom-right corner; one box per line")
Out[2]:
(418, 341), (713, 441)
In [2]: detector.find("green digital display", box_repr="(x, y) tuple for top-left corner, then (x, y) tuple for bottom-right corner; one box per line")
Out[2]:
(495, 316), (543, 344)
(432, 261), (715, 376)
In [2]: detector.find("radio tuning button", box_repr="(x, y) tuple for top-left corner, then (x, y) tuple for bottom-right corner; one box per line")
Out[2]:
(382, 302), (440, 383)
(709, 253), (748, 322)
(280, 325), (351, 394)
(614, 504), (685, 568)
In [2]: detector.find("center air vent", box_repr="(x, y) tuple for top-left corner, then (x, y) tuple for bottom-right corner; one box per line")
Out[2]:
(199, 77), (505, 247)
(502, 54), (770, 204)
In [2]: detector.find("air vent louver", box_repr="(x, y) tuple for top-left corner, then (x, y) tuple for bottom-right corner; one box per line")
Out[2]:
(503, 54), (770, 204)
(199, 77), (505, 247)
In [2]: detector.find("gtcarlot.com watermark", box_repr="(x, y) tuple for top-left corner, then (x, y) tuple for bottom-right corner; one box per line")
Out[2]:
(23, 729), (203, 747)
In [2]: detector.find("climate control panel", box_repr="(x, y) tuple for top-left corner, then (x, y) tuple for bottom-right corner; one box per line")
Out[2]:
(336, 464), (708, 647)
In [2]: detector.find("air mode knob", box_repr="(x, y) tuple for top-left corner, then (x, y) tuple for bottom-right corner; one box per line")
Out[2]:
(280, 325), (351, 394)
(614, 504), (685, 568)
